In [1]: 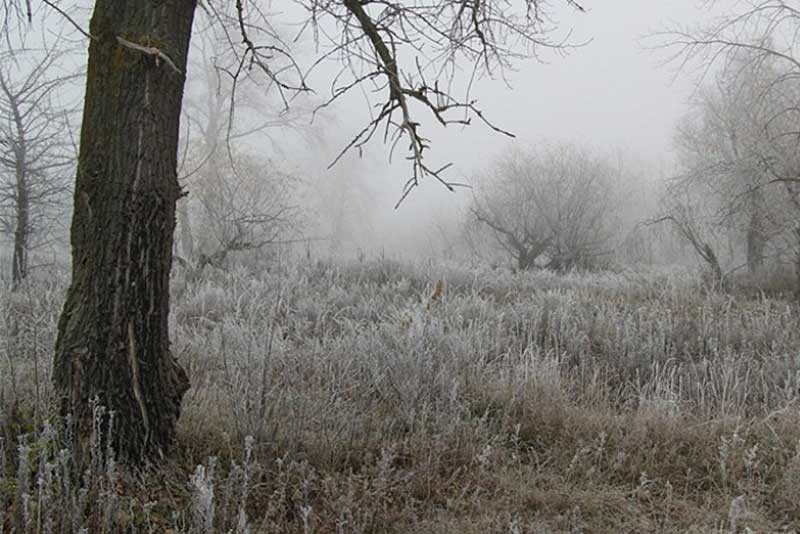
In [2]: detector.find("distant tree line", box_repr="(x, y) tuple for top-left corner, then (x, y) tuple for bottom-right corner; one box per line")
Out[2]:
(654, 1), (800, 291)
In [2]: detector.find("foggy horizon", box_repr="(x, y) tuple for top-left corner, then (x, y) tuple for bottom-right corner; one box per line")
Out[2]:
(0, 1), (727, 261)
(288, 0), (724, 257)
(4, 3), (800, 531)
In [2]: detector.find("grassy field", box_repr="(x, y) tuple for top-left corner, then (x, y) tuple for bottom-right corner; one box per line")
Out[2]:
(2, 259), (800, 533)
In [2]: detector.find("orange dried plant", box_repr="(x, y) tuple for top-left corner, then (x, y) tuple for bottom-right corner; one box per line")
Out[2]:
(427, 279), (444, 310)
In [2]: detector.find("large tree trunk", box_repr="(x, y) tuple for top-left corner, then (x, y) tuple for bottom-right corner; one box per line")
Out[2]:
(53, 0), (196, 463)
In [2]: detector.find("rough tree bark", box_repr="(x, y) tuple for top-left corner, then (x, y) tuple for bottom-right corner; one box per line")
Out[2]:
(53, 0), (196, 463)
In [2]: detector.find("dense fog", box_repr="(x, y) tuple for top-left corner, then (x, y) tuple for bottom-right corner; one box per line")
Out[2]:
(1, 0), (798, 280)
(6, 3), (800, 531)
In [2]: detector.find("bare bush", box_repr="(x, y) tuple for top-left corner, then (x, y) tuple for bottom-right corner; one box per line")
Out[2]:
(469, 143), (620, 271)
(188, 150), (300, 270)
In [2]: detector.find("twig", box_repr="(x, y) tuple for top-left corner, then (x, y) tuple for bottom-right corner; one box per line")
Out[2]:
(42, 0), (92, 40)
(116, 36), (182, 76)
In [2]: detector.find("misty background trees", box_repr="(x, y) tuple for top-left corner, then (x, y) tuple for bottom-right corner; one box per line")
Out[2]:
(3, 0), (800, 466)
(468, 144), (623, 271)
(3, 2), (800, 284)
(2, 2), (800, 285)
(2, 0), (597, 463)
(6, 3), (800, 530)
(176, 13), (309, 270)
(654, 1), (800, 288)
(0, 45), (77, 286)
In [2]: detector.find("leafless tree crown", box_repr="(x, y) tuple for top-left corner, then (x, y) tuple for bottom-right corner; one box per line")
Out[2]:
(204, 0), (587, 204)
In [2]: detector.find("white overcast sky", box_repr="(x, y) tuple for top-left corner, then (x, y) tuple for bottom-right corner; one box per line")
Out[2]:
(290, 0), (723, 251)
(23, 0), (724, 255)
(424, 0), (717, 174)
(40, 1), (720, 182)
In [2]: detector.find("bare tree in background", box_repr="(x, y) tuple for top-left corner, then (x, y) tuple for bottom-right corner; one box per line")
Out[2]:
(2, 0), (587, 463)
(307, 152), (376, 258)
(191, 150), (298, 270)
(655, 0), (800, 291)
(650, 181), (727, 287)
(178, 13), (311, 269)
(470, 144), (618, 271)
(671, 52), (780, 274)
(0, 46), (77, 287)
(469, 150), (552, 270)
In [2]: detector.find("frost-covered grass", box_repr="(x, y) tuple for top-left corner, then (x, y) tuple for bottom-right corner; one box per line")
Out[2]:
(2, 259), (800, 533)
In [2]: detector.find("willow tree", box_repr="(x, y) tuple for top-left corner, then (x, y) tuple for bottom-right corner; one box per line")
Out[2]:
(3, 0), (586, 463)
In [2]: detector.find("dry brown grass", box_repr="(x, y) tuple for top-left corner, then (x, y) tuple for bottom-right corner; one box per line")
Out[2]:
(1, 260), (800, 533)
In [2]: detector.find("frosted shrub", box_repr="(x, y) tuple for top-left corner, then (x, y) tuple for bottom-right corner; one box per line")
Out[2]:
(190, 458), (217, 534)
(2, 259), (800, 531)
(15, 436), (31, 531)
